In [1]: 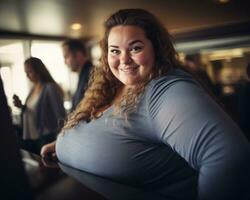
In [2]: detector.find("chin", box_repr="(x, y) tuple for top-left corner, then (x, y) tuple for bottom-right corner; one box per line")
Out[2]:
(122, 79), (140, 87)
(71, 67), (78, 72)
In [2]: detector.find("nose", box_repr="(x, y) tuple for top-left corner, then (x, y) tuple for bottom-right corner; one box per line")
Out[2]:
(120, 51), (132, 65)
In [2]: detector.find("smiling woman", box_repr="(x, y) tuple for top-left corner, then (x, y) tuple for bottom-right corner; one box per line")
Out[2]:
(107, 25), (155, 86)
(41, 8), (250, 200)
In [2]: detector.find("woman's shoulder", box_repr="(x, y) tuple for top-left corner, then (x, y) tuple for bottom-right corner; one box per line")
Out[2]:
(42, 82), (61, 91)
(41, 82), (63, 98)
(147, 68), (199, 93)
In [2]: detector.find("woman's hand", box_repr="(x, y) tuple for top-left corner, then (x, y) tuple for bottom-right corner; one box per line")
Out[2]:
(40, 141), (56, 158)
(12, 94), (23, 108)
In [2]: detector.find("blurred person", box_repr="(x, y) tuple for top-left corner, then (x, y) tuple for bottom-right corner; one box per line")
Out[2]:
(184, 55), (213, 93)
(236, 62), (250, 140)
(13, 57), (65, 154)
(183, 55), (233, 116)
(62, 39), (93, 110)
(41, 9), (250, 200)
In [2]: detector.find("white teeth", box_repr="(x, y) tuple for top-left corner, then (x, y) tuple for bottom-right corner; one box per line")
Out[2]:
(119, 66), (138, 72)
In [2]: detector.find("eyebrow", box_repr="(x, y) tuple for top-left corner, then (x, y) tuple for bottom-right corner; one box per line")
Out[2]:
(109, 40), (144, 48)
(129, 40), (143, 46)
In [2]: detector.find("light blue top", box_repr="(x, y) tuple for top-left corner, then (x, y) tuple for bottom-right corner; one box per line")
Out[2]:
(56, 69), (250, 200)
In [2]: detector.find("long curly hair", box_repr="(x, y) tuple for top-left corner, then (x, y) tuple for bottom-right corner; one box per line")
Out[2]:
(63, 8), (180, 130)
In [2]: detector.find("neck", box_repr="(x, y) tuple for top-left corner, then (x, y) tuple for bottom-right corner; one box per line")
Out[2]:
(113, 85), (133, 105)
(34, 82), (42, 89)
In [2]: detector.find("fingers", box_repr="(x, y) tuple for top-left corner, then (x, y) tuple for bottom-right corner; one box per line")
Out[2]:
(13, 94), (20, 101)
(12, 94), (22, 108)
(40, 141), (56, 158)
(41, 156), (58, 168)
(40, 145), (47, 158)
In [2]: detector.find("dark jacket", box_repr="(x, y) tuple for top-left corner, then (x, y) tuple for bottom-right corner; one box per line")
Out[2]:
(72, 60), (92, 110)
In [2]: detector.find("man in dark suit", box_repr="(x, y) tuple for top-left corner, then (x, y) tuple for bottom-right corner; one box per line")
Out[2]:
(62, 39), (93, 110)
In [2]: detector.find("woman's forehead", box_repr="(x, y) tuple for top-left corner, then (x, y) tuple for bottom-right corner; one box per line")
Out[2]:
(108, 25), (147, 45)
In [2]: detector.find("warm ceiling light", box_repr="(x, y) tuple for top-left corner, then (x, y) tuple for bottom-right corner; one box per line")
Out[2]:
(216, 0), (230, 4)
(71, 23), (82, 30)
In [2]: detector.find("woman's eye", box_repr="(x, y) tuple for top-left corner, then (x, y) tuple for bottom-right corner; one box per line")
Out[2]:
(130, 46), (142, 53)
(110, 49), (120, 55)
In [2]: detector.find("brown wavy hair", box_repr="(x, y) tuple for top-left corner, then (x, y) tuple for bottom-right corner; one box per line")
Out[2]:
(63, 8), (180, 130)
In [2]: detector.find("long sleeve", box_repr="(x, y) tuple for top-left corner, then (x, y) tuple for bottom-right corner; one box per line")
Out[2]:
(147, 76), (250, 200)
(45, 83), (65, 122)
(36, 83), (65, 135)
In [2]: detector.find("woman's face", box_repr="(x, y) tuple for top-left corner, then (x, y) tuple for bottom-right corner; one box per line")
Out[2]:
(107, 25), (155, 87)
(24, 63), (38, 83)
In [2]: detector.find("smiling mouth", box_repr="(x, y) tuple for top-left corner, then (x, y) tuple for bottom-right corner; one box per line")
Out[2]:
(119, 66), (139, 73)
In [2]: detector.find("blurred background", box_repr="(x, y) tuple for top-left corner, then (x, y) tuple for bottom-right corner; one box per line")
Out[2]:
(1, 0), (250, 120)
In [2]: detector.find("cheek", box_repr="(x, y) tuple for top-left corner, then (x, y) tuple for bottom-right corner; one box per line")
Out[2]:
(27, 73), (35, 81)
(65, 58), (70, 65)
(133, 53), (154, 67)
(67, 55), (74, 63)
(108, 55), (119, 69)
(69, 57), (74, 64)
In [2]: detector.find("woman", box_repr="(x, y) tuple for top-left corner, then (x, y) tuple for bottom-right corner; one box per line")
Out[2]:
(41, 9), (250, 199)
(13, 57), (65, 154)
